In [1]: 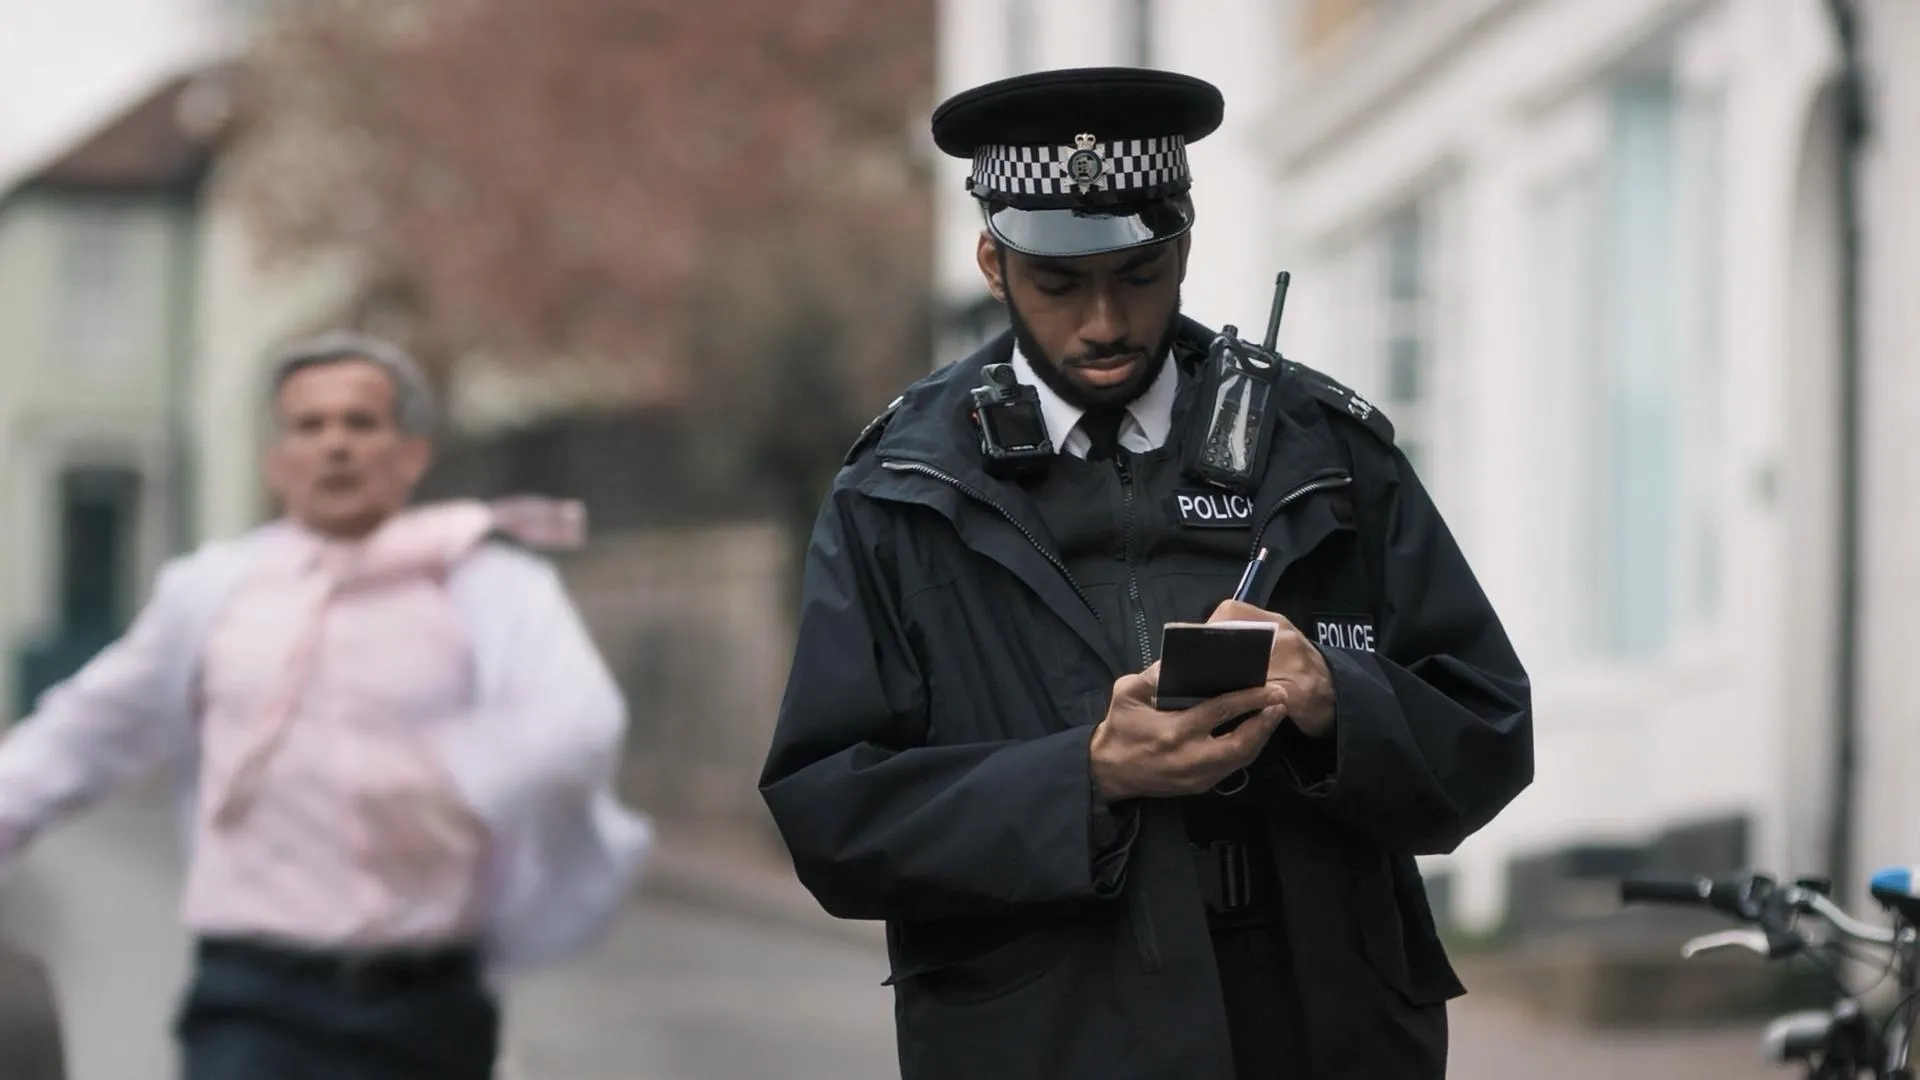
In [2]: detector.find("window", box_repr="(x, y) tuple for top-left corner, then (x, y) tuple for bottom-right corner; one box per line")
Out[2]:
(53, 204), (137, 375)
(1379, 204), (1433, 471)
(1531, 171), (1604, 658)
(58, 466), (141, 635)
(1535, 67), (1724, 661)
(1597, 72), (1680, 657)
(1319, 193), (1446, 479)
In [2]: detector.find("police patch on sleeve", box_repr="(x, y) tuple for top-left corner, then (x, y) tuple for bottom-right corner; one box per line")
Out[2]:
(1168, 489), (1254, 528)
(1311, 612), (1377, 653)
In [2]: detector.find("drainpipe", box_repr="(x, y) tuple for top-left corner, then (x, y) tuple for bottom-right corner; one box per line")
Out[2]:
(1823, 0), (1870, 900)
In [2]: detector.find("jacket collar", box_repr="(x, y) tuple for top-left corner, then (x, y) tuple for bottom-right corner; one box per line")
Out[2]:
(863, 316), (1351, 498)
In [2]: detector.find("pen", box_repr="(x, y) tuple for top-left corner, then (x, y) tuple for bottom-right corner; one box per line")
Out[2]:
(1230, 546), (1268, 603)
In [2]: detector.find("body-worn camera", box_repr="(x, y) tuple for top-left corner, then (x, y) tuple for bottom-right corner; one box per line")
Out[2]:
(971, 362), (1054, 480)
(1181, 272), (1292, 494)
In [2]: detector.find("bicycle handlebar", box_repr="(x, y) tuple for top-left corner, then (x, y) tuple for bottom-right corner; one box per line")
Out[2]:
(1802, 890), (1899, 946)
(1620, 876), (1712, 906)
(1619, 871), (1899, 946)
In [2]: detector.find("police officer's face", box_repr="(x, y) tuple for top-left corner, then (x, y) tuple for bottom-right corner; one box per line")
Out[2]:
(979, 234), (1189, 410)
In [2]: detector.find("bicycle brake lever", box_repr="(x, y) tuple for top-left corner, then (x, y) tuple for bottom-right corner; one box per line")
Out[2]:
(1682, 929), (1774, 959)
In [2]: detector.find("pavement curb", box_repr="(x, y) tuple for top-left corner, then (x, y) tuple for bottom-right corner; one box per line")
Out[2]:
(637, 839), (887, 952)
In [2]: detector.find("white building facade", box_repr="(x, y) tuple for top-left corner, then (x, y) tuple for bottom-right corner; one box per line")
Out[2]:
(935, 0), (1920, 932)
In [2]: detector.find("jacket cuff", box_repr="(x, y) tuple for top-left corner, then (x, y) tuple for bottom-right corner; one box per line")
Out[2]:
(1085, 736), (1139, 896)
(1274, 646), (1387, 796)
(1089, 796), (1139, 896)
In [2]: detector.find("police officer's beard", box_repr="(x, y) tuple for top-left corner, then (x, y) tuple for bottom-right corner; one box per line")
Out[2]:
(1007, 291), (1181, 412)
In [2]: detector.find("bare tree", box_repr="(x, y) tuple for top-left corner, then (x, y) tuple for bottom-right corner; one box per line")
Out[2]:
(225, 0), (936, 423)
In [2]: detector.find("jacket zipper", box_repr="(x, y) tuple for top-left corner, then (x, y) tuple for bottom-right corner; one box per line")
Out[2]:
(1247, 473), (1354, 562)
(1113, 454), (1154, 668)
(879, 459), (1099, 619)
(885, 455), (1159, 971)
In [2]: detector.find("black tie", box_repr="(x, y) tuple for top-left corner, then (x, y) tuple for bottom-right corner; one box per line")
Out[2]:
(1080, 407), (1127, 461)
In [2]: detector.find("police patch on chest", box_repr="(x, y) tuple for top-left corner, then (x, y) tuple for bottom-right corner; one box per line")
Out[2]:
(1312, 613), (1377, 653)
(1169, 490), (1254, 528)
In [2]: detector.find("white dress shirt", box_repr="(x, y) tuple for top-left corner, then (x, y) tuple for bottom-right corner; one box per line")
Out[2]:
(1008, 341), (1179, 459)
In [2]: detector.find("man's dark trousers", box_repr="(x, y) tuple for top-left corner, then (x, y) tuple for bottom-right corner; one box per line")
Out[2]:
(176, 938), (498, 1080)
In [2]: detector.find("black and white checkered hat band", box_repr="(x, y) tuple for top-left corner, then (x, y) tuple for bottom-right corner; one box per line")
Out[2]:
(967, 135), (1189, 204)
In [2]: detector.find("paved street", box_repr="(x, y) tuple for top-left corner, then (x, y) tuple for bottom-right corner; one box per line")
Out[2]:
(500, 894), (897, 1079)
(510, 900), (1780, 1080)
(0, 789), (1781, 1079)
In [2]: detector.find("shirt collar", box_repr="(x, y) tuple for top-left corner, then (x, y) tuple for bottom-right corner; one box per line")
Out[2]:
(1007, 340), (1179, 456)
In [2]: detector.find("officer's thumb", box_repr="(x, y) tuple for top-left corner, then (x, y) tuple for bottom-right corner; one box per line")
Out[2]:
(1209, 599), (1271, 624)
(1113, 665), (1158, 706)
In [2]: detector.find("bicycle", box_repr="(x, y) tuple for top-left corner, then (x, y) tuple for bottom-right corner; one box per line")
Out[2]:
(1619, 866), (1920, 1078)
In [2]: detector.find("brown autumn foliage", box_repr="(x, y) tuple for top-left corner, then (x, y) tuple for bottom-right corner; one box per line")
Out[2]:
(226, 0), (938, 449)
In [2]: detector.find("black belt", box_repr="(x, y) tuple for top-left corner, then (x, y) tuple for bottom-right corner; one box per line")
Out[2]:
(196, 936), (481, 996)
(1191, 839), (1279, 918)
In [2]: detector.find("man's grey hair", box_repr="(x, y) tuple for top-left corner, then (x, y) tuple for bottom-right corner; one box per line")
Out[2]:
(265, 330), (437, 436)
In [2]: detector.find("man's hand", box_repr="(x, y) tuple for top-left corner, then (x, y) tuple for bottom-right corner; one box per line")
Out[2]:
(1209, 600), (1337, 738)
(1088, 665), (1287, 803)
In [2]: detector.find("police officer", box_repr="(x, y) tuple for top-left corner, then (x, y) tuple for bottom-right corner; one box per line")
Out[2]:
(759, 67), (1533, 1080)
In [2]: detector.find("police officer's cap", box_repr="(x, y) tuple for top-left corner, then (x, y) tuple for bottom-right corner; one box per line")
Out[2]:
(932, 67), (1224, 259)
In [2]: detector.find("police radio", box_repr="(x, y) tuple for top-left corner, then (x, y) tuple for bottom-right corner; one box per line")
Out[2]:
(970, 362), (1054, 480)
(1181, 271), (1291, 495)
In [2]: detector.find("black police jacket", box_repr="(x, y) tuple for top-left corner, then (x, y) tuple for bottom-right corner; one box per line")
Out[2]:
(759, 318), (1534, 1080)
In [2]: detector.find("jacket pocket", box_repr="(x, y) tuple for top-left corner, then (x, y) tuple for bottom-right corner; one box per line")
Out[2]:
(885, 920), (1081, 1006)
(1348, 854), (1466, 1007)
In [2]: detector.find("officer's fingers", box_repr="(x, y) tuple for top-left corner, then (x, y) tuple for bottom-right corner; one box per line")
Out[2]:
(1214, 705), (1287, 762)
(1178, 683), (1285, 740)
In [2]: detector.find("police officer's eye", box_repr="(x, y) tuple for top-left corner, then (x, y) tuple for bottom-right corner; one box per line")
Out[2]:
(1033, 279), (1077, 297)
(1124, 275), (1161, 288)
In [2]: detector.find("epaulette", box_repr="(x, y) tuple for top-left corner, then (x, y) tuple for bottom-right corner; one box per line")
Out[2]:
(1285, 361), (1395, 445)
(844, 394), (905, 465)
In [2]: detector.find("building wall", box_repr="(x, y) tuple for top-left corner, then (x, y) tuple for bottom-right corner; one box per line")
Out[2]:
(188, 194), (358, 544)
(1267, 0), (1850, 928)
(1849, 0), (1920, 907)
(937, 0), (1920, 930)
(559, 522), (797, 849)
(0, 192), (197, 716)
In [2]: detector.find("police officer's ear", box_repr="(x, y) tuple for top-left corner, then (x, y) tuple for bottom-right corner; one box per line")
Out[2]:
(1175, 233), (1193, 282)
(977, 231), (1008, 303)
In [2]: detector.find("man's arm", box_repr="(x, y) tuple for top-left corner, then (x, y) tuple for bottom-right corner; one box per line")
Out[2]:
(0, 561), (198, 856)
(1266, 447), (1534, 855)
(433, 547), (628, 835)
(759, 489), (1128, 924)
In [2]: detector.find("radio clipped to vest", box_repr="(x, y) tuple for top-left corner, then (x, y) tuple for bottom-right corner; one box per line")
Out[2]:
(970, 362), (1055, 480)
(1181, 271), (1292, 496)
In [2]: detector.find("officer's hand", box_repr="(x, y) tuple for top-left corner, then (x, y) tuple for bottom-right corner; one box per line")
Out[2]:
(1088, 664), (1288, 803)
(1208, 600), (1336, 738)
